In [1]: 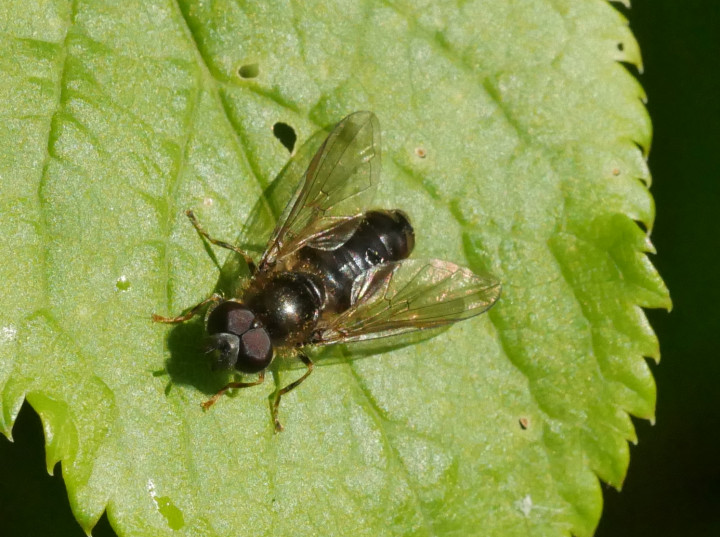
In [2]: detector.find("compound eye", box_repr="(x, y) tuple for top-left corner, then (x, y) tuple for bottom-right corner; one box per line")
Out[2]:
(236, 328), (273, 373)
(206, 333), (241, 370)
(207, 302), (254, 336)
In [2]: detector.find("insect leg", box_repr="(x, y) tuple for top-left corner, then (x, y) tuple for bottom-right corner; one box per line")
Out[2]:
(186, 209), (257, 274)
(151, 293), (222, 323)
(201, 371), (266, 410)
(272, 353), (314, 433)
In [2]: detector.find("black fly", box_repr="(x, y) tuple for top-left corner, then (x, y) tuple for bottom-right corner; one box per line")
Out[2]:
(153, 112), (501, 432)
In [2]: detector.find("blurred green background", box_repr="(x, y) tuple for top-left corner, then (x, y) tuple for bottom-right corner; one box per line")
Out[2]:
(1, 1), (717, 535)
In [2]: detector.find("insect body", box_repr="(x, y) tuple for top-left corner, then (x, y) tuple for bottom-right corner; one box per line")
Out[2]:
(153, 112), (500, 432)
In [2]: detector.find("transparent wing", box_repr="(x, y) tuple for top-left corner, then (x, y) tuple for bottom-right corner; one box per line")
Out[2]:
(315, 259), (501, 345)
(259, 111), (381, 268)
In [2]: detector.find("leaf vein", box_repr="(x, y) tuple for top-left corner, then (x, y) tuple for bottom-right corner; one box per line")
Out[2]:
(344, 355), (437, 537)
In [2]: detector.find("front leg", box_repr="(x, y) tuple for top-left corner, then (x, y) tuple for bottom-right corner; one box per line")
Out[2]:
(201, 371), (266, 410)
(186, 210), (257, 274)
(152, 293), (222, 323)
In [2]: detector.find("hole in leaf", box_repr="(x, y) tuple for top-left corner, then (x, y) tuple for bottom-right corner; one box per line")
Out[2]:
(273, 122), (296, 153)
(238, 63), (259, 78)
(617, 42), (624, 52)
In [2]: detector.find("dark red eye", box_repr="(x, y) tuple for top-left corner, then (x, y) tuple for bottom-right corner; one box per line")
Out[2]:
(207, 301), (255, 336)
(237, 328), (273, 373)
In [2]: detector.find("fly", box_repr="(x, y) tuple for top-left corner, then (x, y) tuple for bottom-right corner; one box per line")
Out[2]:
(153, 111), (501, 432)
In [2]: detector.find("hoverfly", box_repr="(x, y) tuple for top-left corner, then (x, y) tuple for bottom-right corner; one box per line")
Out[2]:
(153, 111), (501, 432)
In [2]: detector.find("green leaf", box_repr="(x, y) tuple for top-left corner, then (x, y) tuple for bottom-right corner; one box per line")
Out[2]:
(0, 1), (670, 536)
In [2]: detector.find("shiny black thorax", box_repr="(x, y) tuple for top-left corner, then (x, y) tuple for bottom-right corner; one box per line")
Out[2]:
(206, 210), (415, 371)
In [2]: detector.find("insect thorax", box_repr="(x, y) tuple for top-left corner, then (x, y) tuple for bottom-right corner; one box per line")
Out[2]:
(244, 272), (325, 346)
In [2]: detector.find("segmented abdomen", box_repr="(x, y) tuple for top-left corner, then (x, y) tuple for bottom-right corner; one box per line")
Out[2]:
(297, 210), (415, 313)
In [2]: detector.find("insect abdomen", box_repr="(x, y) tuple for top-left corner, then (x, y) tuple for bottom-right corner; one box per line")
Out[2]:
(299, 210), (415, 312)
